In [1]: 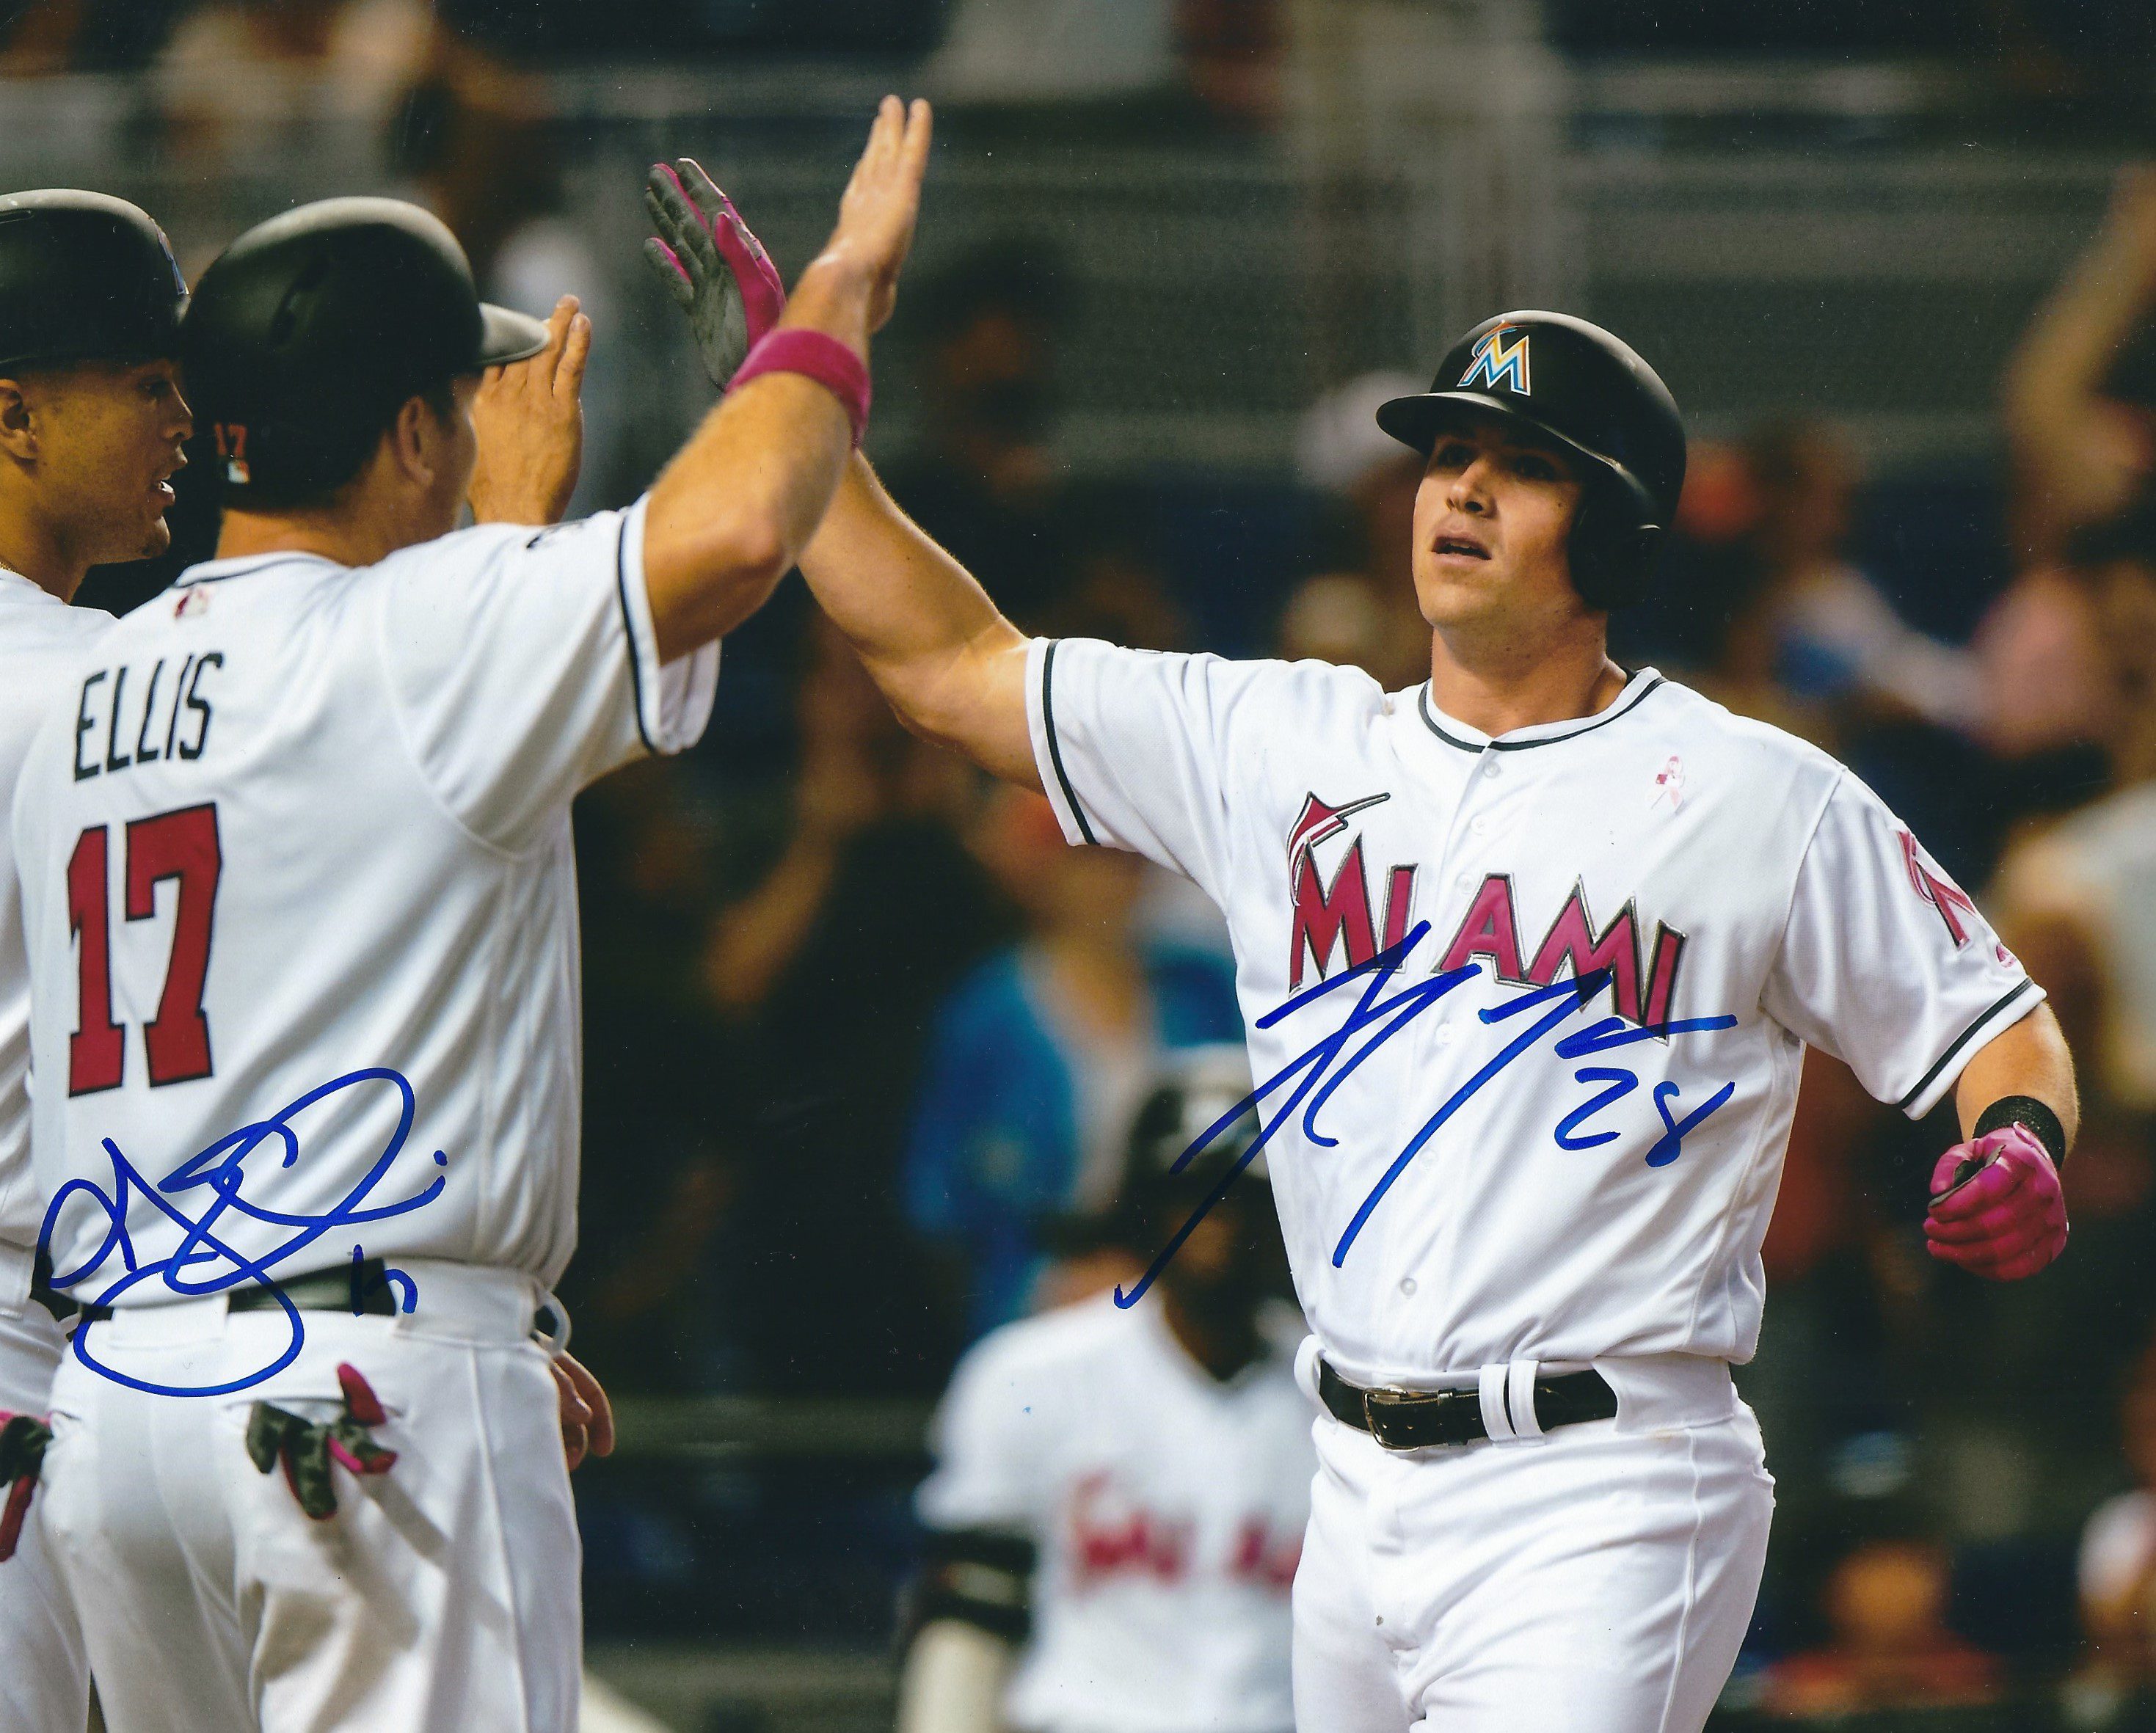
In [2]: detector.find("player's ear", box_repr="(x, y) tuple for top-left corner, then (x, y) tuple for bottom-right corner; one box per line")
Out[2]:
(0, 376), (38, 464)
(387, 392), (440, 490)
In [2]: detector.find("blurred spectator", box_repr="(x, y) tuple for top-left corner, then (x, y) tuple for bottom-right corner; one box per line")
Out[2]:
(1039, 481), (1192, 654)
(567, 760), (746, 1393)
(927, 0), (1176, 103)
(390, 59), (630, 511)
(1763, 1531), (2003, 1717)
(1738, 419), (1980, 736)
(2069, 1332), (2156, 1729)
(2006, 167), (2156, 569)
(1991, 525), (2156, 1111)
(708, 616), (1017, 1393)
(156, 0), (437, 163)
(0, 0), (84, 71)
(906, 788), (1242, 1340)
(1742, 1051), (1902, 1512)
(1284, 370), (1431, 690)
(1612, 437), (1771, 690)
(884, 238), (1077, 630)
(1179, 0), (1285, 124)
(1983, 0), (2156, 112)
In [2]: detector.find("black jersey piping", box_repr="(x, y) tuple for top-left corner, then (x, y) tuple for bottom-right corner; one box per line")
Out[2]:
(614, 514), (656, 756)
(1417, 676), (1666, 753)
(1041, 640), (1097, 845)
(1895, 979), (2039, 1112)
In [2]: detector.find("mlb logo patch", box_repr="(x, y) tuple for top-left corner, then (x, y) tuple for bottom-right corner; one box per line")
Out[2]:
(175, 587), (208, 619)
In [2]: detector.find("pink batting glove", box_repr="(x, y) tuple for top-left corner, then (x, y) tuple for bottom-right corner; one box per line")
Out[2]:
(1923, 1123), (2067, 1282)
(643, 158), (785, 387)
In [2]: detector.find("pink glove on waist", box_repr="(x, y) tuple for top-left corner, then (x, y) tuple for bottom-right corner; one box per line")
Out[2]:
(1924, 1123), (2067, 1282)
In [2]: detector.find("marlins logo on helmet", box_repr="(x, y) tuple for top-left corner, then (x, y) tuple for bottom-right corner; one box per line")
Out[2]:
(1457, 324), (1532, 395)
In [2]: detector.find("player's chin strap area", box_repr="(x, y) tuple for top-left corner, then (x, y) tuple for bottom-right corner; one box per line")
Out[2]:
(1315, 1357), (1618, 1451)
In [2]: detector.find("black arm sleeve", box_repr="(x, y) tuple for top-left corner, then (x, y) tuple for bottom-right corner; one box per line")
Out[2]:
(898, 1526), (1038, 1646)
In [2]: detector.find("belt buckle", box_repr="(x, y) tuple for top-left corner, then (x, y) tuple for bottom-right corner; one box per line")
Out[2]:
(1360, 1384), (1427, 1451)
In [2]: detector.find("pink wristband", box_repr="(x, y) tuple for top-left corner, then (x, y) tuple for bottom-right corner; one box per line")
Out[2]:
(727, 329), (871, 447)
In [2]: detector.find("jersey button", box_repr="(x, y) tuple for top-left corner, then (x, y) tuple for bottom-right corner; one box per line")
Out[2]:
(1399, 1277), (1417, 1296)
(1454, 872), (1472, 891)
(1481, 759), (1501, 778)
(1470, 815), (1490, 837)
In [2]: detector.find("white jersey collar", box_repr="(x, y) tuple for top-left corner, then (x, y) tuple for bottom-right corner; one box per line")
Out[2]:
(0, 565), (65, 610)
(173, 550), (346, 589)
(1415, 665), (1665, 754)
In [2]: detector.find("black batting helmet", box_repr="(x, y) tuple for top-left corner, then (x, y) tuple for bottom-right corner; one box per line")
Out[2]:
(0, 189), (186, 375)
(1112, 1046), (1268, 1238)
(1377, 311), (1686, 610)
(181, 196), (547, 507)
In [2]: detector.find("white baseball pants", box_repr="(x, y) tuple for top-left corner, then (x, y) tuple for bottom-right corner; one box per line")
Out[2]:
(1292, 1356), (1773, 1733)
(40, 1262), (580, 1733)
(0, 1291), (90, 1732)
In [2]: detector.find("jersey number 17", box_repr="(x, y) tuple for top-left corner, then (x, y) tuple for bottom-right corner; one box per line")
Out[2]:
(66, 803), (222, 1096)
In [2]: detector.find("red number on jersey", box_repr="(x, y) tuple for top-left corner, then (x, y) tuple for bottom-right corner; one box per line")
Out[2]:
(67, 804), (223, 1095)
(65, 826), (123, 1095)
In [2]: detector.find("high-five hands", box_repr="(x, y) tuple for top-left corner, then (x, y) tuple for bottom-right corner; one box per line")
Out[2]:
(644, 158), (787, 390)
(642, 95), (932, 382)
(818, 95), (933, 336)
(468, 294), (590, 525)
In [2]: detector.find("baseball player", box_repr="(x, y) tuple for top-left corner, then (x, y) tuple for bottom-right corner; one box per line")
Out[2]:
(652, 191), (2077, 1732)
(12, 96), (930, 1733)
(898, 1046), (1311, 1733)
(0, 187), (192, 1733)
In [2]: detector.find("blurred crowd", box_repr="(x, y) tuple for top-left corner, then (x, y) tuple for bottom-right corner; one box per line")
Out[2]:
(16, 2), (2156, 1726)
(5, 0), (2156, 125)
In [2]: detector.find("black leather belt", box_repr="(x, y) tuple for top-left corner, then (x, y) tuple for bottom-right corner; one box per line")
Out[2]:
(67, 1259), (400, 1327)
(1318, 1358), (1618, 1451)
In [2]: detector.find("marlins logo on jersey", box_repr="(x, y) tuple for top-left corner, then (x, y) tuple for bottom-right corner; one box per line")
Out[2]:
(1458, 325), (1532, 395)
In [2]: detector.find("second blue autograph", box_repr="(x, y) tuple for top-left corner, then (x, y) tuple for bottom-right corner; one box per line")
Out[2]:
(1114, 922), (1738, 1308)
(39, 1067), (446, 1397)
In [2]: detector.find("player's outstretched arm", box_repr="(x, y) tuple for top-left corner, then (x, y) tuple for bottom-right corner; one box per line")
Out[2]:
(640, 96), (933, 663)
(797, 454), (1041, 789)
(641, 136), (1038, 788)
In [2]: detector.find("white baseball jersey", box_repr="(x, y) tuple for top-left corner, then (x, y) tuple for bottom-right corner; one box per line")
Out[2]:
(1027, 643), (2040, 1384)
(919, 1293), (1311, 1733)
(0, 570), (114, 1299)
(12, 499), (716, 1307)
(0, 568), (103, 1732)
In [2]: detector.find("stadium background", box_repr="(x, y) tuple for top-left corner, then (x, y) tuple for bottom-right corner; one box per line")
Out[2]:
(8, 0), (2156, 1726)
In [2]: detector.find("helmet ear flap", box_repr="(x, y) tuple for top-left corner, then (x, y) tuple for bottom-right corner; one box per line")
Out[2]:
(1567, 476), (1663, 611)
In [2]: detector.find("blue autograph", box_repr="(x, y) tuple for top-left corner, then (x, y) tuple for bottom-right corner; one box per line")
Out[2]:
(1112, 922), (1737, 1309)
(38, 1068), (446, 1397)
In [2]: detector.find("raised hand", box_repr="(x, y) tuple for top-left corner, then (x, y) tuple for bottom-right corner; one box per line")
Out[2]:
(816, 95), (933, 335)
(468, 295), (590, 526)
(643, 158), (786, 390)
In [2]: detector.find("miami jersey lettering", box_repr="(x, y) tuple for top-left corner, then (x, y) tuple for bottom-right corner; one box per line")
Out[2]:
(1026, 641), (2040, 1384)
